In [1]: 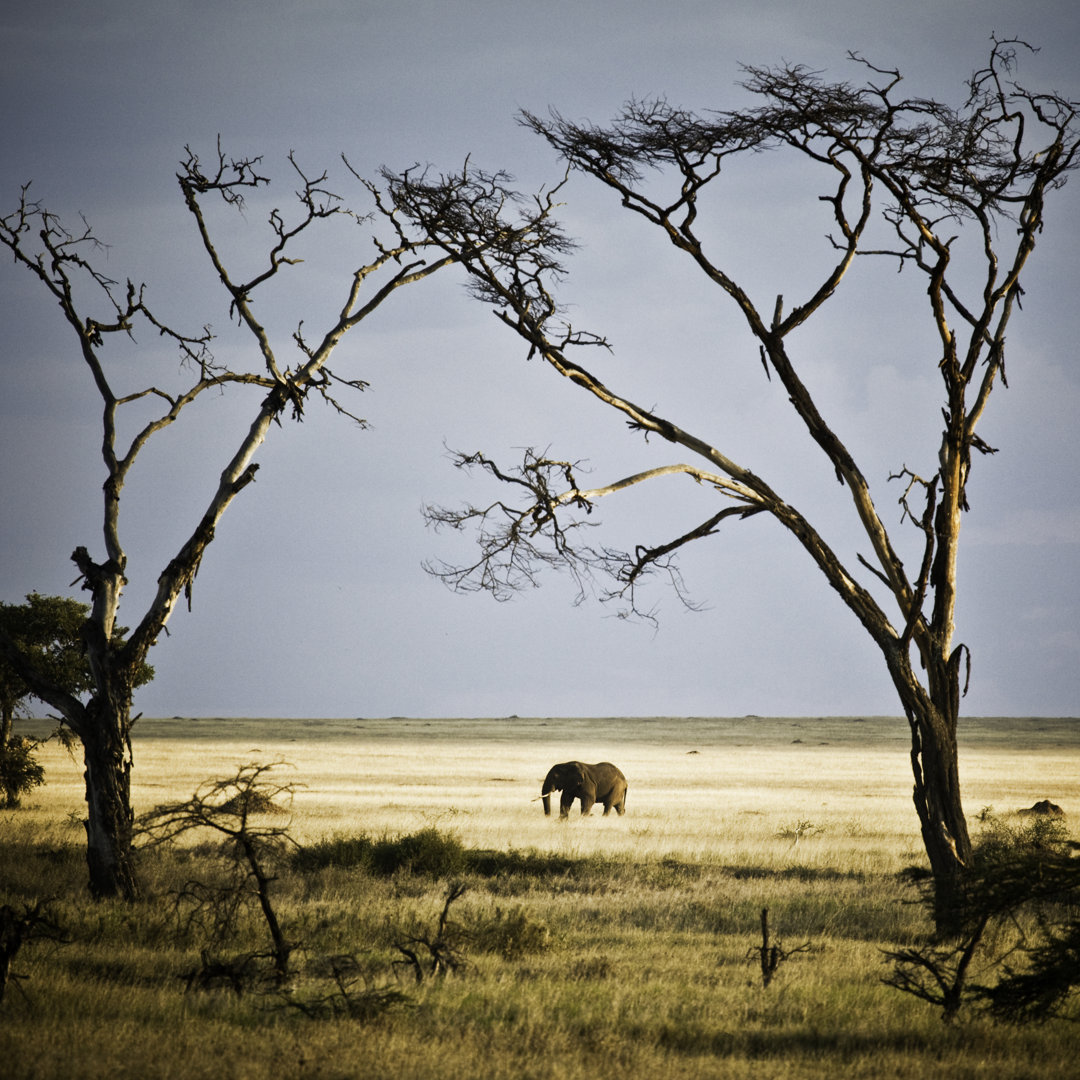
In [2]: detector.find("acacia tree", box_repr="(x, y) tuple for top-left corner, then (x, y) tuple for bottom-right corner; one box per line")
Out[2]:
(0, 594), (152, 806)
(387, 40), (1078, 931)
(0, 595), (94, 748)
(0, 144), (466, 899)
(0, 595), (154, 741)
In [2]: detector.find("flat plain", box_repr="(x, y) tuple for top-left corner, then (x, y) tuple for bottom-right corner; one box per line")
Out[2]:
(3, 714), (1078, 1079)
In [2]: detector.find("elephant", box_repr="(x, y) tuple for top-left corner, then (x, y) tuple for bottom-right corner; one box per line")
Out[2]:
(541, 761), (627, 818)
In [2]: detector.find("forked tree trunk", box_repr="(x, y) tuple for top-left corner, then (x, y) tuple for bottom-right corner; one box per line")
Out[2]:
(888, 644), (972, 936)
(908, 706), (971, 933)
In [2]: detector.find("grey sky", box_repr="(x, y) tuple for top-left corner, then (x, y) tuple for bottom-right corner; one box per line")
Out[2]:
(2, 0), (1078, 719)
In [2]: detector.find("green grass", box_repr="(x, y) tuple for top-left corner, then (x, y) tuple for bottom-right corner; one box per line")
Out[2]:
(1, 830), (1073, 1079)
(2, 715), (1078, 1078)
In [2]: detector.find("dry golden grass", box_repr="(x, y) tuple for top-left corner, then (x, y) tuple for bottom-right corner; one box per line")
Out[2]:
(5, 714), (1079, 1079)
(26, 714), (1077, 861)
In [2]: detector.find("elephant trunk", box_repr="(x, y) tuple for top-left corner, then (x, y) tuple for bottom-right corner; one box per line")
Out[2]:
(541, 767), (559, 816)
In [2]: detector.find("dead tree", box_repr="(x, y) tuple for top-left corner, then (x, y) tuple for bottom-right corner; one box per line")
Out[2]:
(0, 900), (67, 1006)
(394, 882), (469, 983)
(0, 143), (473, 899)
(883, 916), (990, 1023)
(387, 40), (1079, 933)
(139, 761), (299, 985)
(748, 907), (811, 989)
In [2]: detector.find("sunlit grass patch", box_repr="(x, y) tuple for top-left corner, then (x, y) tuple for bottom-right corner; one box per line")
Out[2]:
(4, 715), (1079, 1079)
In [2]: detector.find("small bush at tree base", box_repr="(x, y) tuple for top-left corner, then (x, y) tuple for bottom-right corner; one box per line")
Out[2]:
(0, 738), (45, 808)
(979, 922), (1080, 1024)
(884, 811), (1080, 1023)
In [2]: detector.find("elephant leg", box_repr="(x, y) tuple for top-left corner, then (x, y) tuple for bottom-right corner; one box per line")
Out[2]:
(560, 792), (573, 818)
(579, 794), (596, 815)
(601, 798), (612, 815)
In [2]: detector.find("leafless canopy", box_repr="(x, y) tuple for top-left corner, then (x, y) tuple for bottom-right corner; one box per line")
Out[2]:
(0, 140), (461, 723)
(391, 41), (1077, 631)
(0, 140), (470, 899)
(387, 39), (1078, 930)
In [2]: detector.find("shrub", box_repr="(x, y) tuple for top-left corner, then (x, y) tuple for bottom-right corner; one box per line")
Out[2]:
(0, 738), (45, 808)
(975, 811), (1070, 865)
(138, 762), (298, 985)
(293, 834), (377, 873)
(469, 905), (551, 959)
(884, 808), (1079, 1023)
(465, 848), (594, 879)
(0, 898), (67, 1003)
(296, 828), (467, 878)
(372, 828), (467, 877)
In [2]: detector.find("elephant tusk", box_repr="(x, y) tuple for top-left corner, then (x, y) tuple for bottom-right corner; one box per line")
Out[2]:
(532, 794), (550, 802)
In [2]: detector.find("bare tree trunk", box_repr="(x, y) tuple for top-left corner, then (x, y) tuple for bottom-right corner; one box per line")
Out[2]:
(887, 638), (971, 934)
(81, 695), (138, 900)
(909, 708), (970, 931)
(238, 833), (291, 981)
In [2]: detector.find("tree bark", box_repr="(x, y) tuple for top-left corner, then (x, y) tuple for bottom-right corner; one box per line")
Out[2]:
(908, 704), (971, 932)
(81, 701), (138, 900)
(885, 638), (972, 934)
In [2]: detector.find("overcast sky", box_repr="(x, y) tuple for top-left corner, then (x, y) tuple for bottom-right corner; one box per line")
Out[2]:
(2, 0), (1078, 720)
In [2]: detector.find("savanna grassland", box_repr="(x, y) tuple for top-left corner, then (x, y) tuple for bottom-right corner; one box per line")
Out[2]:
(2, 715), (1078, 1079)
